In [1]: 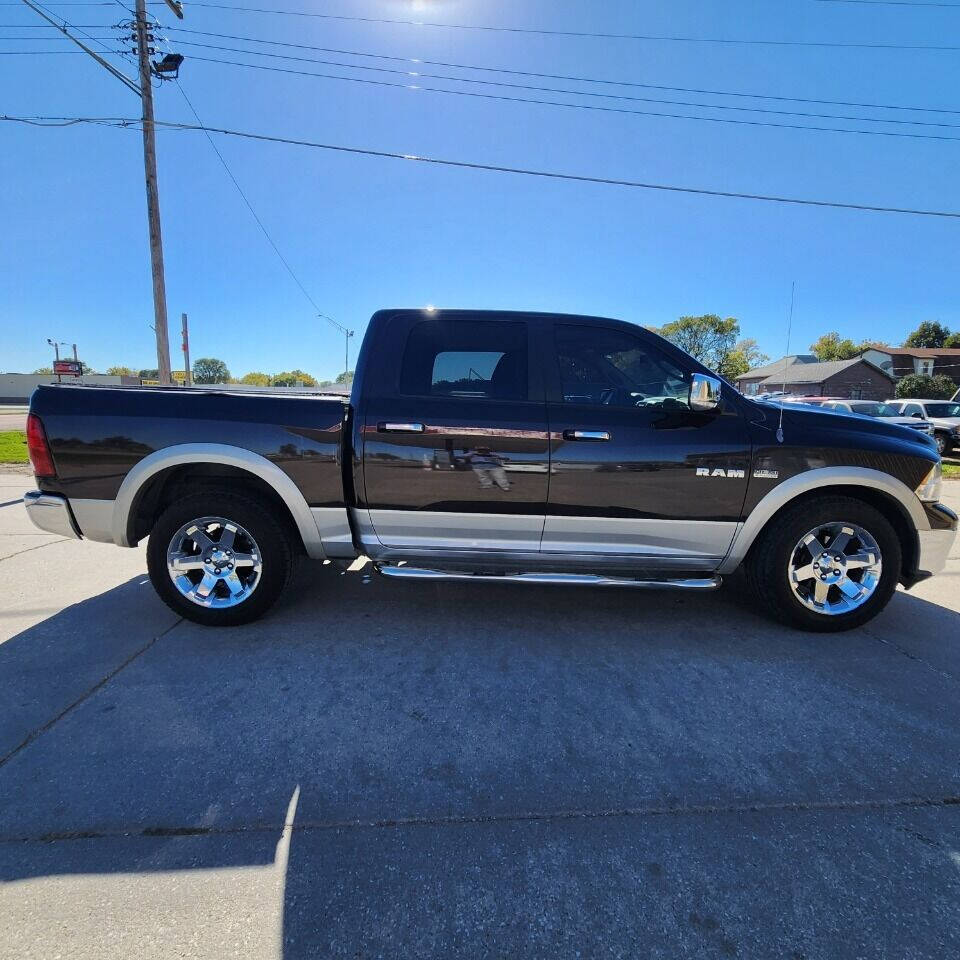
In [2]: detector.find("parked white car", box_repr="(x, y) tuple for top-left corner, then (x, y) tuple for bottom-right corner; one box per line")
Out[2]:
(821, 400), (935, 439)
(889, 399), (960, 456)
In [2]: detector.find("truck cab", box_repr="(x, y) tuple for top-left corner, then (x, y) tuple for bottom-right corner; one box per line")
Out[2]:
(352, 310), (751, 572)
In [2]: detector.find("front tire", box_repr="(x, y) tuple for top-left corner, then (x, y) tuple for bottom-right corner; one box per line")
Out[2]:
(147, 491), (294, 626)
(745, 495), (901, 632)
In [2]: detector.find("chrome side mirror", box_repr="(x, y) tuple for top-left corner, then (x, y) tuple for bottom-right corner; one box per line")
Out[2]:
(690, 373), (722, 412)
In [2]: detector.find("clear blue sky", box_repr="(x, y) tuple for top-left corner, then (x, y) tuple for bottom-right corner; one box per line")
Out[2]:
(2, 0), (958, 381)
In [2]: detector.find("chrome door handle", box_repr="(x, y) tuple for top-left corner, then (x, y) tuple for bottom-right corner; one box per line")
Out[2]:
(378, 421), (425, 433)
(563, 429), (610, 441)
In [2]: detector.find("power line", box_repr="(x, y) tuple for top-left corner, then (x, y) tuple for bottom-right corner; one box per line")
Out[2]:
(184, 53), (960, 141)
(161, 29), (960, 117)
(171, 78), (336, 326)
(814, 1), (960, 7)
(165, 3), (960, 49)
(11, 0), (138, 92)
(147, 0), (355, 353)
(5, 114), (959, 218)
(169, 40), (960, 131)
(10, 27), (960, 117)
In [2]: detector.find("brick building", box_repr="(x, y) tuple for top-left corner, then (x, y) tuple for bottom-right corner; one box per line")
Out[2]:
(736, 356), (895, 401)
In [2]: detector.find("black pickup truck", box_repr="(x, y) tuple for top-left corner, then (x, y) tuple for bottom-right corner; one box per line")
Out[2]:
(24, 308), (956, 631)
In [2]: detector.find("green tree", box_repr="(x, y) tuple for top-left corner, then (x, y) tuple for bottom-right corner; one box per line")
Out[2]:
(719, 338), (769, 380)
(138, 368), (159, 380)
(809, 332), (861, 362)
(895, 374), (957, 400)
(271, 369), (318, 387)
(240, 371), (271, 386)
(944, 332), (960, 349)
(32, 367), (53, 375)
(656, 315), (739, 373)
(192, 357), (231, 384)
(904, 321), (951, 349)
(106, 366), (136, 377)
(336, 370), (355, 383)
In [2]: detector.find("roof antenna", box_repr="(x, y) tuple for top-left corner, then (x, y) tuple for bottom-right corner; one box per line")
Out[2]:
(777, 281), (796, 444)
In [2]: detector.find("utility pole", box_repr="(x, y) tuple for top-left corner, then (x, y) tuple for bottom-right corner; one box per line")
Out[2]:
(181, 313), (192, 386)
(134, 0), (172, 385)
(318, 314), (354, 382)
(21, 0), (184, 386)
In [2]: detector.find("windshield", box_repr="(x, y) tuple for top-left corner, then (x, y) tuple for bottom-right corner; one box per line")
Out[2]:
(923, 403), (960, 418)
(850, 402), (899, 417)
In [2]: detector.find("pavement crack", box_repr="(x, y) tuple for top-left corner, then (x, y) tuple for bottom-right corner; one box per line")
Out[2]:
(0, 618), (183, 770)
(3, 794), (960, 846)
(0, 539), (69, 563)
(864, 627), (960, 685)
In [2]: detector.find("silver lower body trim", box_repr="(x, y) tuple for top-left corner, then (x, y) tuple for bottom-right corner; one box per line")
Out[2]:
(363, 508), (544, 552)
(359, 508), (738, 561)
(310, 506), (355, 558)
(542, 515), (740, 558)
(916, 526), (957, 578)
(70, 498), (115, 543)
(375, 564), (720, 590)
(23, 492), (80, 539)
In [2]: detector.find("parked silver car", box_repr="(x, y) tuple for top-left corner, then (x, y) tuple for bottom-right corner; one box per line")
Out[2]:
(821, 400), (935, 439)
(889, 399), (960, 456)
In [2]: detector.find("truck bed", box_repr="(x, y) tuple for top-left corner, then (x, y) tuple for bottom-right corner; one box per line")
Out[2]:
(31, 384), (347, 509)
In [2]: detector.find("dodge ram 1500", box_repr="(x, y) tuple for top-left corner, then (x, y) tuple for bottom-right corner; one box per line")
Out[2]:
(23, 308), (957, 631)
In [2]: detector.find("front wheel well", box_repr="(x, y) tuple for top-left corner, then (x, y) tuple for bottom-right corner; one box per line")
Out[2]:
(744, 485), (918, 582)
(128, 463), (306, 554)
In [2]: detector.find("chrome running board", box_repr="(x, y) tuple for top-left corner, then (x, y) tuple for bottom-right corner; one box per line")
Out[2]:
(374, 564), (720, 590)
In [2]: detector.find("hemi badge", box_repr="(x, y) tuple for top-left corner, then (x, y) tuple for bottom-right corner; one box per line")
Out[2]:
(753, 469), (779, 479)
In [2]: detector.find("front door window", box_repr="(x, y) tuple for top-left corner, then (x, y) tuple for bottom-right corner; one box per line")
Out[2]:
(555, 325), (690, 410)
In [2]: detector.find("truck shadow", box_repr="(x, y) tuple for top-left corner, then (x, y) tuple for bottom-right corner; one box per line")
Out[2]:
(1, 562), (959, 956)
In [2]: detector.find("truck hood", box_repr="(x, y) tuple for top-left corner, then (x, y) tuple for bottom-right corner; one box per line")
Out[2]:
(751, 401), (939, 453)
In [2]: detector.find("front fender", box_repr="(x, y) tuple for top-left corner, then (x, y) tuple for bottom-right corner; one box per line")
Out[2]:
(718, 465), (928, 574)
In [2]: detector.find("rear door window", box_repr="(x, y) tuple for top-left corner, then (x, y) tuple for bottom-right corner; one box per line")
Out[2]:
(399, 319), (528, 401)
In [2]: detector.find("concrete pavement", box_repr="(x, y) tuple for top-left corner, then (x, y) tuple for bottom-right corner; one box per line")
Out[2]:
(0, 407), (27, 432)
(1, 473), (958, 959)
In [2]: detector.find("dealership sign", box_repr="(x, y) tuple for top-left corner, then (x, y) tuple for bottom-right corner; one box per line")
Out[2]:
(53, 360), (83, 377)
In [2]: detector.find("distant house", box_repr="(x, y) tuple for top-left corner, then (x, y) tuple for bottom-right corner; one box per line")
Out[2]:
(860, 347), (960, 388)
(735, 355), (895, 401)
(735, 354), (817, 396)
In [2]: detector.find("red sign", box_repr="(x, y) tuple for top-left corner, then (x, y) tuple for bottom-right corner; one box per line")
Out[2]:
(53, 360), (83, 377)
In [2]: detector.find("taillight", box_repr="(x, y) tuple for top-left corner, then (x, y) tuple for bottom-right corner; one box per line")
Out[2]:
(26, 413), (55, 478)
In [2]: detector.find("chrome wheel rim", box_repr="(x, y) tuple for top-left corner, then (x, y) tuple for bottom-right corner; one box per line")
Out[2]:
(166, 516), (263, 608)
(788, 521), (882, 616)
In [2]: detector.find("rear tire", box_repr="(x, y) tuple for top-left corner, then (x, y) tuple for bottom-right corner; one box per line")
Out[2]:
(745, 495), (901, 632)
(147, 491), (294, 626)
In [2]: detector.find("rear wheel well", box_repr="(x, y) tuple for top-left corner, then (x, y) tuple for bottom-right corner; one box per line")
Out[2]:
(746, 484), (918, 581)
(129, 463), (306, 554)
